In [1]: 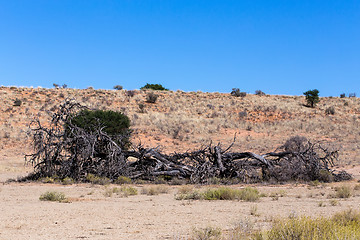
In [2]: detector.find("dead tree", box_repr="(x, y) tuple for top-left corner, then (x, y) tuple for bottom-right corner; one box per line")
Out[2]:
(25, 100), (351, 183)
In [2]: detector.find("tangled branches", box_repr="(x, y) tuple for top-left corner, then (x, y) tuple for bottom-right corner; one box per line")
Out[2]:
(25, 100), (351, 183)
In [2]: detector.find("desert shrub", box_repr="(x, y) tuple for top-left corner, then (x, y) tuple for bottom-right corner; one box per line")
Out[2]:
(13, 98), (22, 106)
(238, 111), (247, 119)
(86, 174), (111, 185)
(115, 176), (132, 185)
(146, 92), (158, 103)
(177, 185), (195, 195)
(191, 226), (221, 240)
(68, 109), (131, 149)
(255, 90), (265, 96)
(126, 90), (136, 97)
(283, 135), (308, 152)
(40, 176), (56, 183)
(176, 187), (260, 202)
(318, 169), (334, 182)
(113, 85), (123, 90)
(333, 185), (352, 198)
(231, 88), (246, 97)
(106, 186), (138, 197)
(340, 93), (346, 98)
(39, 191), (66, 202)
(325, 106), (335, 115)
(141, 185), (169, 195)
(140, 83), (168, 91)
(138, 103), (146, 113)
(61, 177), (74, 185)
(303, 89), (320, 108)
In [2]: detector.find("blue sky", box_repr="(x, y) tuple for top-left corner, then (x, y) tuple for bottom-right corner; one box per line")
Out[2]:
(0, 0), (359, 96)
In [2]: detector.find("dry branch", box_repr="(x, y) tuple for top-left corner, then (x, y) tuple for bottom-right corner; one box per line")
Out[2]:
(24, 100), (351, 183)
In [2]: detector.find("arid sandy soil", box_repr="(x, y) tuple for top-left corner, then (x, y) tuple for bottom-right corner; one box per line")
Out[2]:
(1, 151), (360, 239)
(1, 87), (360, 239)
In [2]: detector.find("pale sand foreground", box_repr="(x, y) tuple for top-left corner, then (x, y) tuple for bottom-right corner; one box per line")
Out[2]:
(1, 181), (360, 240)
(1, 151), (360, 239)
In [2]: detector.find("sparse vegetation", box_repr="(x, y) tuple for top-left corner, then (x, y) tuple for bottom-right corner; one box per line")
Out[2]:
(176, 187), (261, 202)
(258, 212), (360, 240)
(141, 185), (170, 195)
(231, 88), (246, 97)
(255, 90), (265, 96)
(325, 106), (335, 115)
(104, 186), (138, 197)
(332, 185), (352, 198)
(113, 85), (123, 90)
(115, 176), (132, 185)
(191, 226), (222, 240)
(39, 191), (67, 202)
(86, 174), (111, 185)
(146, 92), (158, 103)
(13, 98), (22, 106)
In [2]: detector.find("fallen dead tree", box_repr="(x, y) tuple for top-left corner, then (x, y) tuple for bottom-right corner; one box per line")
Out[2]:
(25, 100), (351, 183)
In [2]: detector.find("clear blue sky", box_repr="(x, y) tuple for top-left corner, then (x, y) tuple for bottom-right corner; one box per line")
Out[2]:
(1, 1), (359, 96)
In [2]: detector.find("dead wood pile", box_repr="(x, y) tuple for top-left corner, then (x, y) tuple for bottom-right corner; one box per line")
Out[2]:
(25, 100), (351, 183)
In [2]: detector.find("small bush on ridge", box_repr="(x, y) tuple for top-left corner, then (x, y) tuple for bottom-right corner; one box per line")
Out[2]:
(140, 83), (168, 91)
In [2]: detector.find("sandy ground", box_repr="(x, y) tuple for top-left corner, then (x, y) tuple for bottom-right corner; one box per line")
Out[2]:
(1, 151), (360, 239)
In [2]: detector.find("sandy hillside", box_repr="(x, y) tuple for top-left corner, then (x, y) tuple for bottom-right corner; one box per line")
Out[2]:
(1, 86), (360, 239)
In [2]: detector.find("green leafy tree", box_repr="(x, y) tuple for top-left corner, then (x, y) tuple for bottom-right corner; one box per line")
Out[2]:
(140, 83), (168, 91)
(303, 89), (320, 108)
(68, 109), (131, 149)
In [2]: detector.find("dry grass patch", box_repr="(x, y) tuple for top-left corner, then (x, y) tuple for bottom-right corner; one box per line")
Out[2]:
(104, 186), (138, 197)
(141, 185), (170, 195)
(175, 187), (261, 202)
(329, 185), (352, 198)
(39, 191), (67, 202)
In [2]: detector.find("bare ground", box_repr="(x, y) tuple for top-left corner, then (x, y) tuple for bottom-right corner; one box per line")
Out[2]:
(1, 152), (360, 240)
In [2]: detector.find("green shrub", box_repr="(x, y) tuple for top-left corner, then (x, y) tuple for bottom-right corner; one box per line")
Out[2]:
(39, 191), (67, 202)
(40, 176), (56, 183)
(61, 177), (74, 185)
(115, 176), (132, 185)
(68, 109), (131, 149)
(86, 174), (111, 185)
(140, 83), (168, 91)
